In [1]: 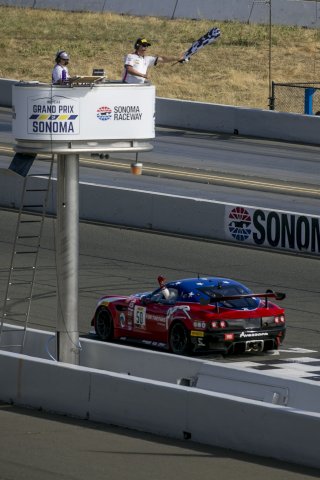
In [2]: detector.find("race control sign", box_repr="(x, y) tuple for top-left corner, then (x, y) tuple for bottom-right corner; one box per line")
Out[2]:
(13, 83), (155, 142)
(225, 205), (320, 255)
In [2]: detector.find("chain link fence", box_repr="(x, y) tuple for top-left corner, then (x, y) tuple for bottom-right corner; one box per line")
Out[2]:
(270, 82), (320, 114)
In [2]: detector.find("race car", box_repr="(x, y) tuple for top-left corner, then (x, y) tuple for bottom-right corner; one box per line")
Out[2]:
(91, 276), (286, 355)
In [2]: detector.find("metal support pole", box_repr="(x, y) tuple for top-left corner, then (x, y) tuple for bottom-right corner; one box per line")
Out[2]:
(269, 81), (275, 110)
(268, 0), (272, 99)
(56, 154), (80, 364)
(267, 0), (275, 110)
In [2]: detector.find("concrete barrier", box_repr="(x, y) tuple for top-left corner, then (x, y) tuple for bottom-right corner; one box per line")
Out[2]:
(3, 324), (320, 415)
(82, 335), (320, 415)
(0, 79), (17, 108)
(156, 97), (320, 145)
(1, 325), (320, 469)
(79, 183), (226, 239)
(0, 0), (319, 28)
(186, 391), (320, 469)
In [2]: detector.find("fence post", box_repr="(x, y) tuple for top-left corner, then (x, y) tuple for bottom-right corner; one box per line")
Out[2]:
(304, 88), (316, 115)
(269, 81), (275, 110)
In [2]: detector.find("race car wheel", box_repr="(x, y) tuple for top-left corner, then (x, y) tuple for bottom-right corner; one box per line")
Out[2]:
(169, 322), (191, 355)
(95, 308), (114, 341)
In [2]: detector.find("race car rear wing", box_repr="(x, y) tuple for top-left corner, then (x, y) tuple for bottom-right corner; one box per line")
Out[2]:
(198, 289), (286, 308)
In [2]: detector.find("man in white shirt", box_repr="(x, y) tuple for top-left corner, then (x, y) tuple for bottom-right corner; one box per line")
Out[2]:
(122, 38), (182, 84)
(52, 50), (70, 84)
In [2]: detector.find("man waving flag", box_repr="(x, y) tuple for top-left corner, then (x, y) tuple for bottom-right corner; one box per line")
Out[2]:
(179, 27), (221, 63)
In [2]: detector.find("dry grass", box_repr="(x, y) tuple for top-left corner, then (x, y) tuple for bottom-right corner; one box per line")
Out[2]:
(1, 6), (320, 108)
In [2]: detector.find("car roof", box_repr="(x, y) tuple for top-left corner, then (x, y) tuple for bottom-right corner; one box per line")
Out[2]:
(166, 277), (246, 292)
(163, 277), (258, 307)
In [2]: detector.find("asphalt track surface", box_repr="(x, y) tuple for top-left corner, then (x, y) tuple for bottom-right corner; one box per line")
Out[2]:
(0, 108), (320, 478)
(0, 401), (319, 480)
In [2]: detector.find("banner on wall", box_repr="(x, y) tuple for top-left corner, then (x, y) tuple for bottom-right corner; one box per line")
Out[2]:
(225, 205), (320, 255)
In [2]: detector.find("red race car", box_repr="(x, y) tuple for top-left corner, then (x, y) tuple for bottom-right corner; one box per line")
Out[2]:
(91, 276), (286, 355)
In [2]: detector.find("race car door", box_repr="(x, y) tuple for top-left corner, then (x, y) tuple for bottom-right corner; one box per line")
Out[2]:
(142, 287), (179, 342)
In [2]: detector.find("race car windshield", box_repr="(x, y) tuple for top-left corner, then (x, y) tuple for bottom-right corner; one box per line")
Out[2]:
(198, 284), (258, 309)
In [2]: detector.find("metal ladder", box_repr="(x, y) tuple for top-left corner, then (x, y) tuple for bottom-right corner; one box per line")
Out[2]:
(0, 157), (54, 353)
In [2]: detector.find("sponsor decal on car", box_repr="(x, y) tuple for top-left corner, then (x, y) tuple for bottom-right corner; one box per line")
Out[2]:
(193, 321), (206, 329)
(119, 313), (126, 328)
(134, 305), (146, 328)
(146, 313), (166, 323)
(239, 331), (269, 338)
(165, 305), (191, 328)
(141, 340), (167, 348)
(191, 330), (205, 337)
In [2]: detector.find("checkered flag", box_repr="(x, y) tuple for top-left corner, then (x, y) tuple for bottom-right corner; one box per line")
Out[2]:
(180, 27), (221, 63)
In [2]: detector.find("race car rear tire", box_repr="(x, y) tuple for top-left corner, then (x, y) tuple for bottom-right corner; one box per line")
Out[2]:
(95, 308), (114, 341)
(169, 322), (191, 355)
